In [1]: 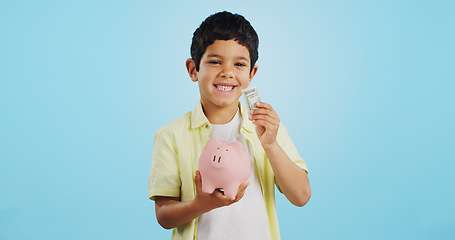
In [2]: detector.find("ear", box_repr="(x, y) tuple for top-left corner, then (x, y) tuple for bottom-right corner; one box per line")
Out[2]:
(229, 141), (243, 150)
(206, 137), (222, 148)
(209, 137), (222, 144)
(248, 65), (259, 85)
(186, 58), (198, 82)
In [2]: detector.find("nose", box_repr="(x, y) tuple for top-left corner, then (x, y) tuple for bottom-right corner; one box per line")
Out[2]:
(220, 65), (234, 79)
(213, 155), (222, 163)
(211, 154), (225, 168)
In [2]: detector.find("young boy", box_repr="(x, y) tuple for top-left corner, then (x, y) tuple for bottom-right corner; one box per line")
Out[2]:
(148, 11), (311, 240)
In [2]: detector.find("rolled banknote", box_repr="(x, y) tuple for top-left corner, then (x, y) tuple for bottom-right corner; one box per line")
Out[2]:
(242, 87), (261, 116)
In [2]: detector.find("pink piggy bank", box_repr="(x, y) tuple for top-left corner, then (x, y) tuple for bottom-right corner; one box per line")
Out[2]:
(199, 137), (251, 199)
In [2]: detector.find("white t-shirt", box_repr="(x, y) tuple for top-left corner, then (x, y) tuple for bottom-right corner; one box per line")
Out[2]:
(197, 110), (271, 240)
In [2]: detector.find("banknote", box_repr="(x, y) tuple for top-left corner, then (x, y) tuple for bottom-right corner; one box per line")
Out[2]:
(242, 87), (261, 115)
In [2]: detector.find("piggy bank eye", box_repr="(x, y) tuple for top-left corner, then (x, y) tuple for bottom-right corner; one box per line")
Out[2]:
(226, 149), (228, 151)
(217, 148), (219, 150)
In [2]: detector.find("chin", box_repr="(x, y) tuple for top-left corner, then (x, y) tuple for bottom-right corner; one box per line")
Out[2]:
(215, 99), (238, 108)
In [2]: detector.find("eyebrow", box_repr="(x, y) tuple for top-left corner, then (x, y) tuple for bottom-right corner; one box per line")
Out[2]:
(206, 54), (221, 58)
(236, 56), (250, 61)
(206, 54), (249, 61)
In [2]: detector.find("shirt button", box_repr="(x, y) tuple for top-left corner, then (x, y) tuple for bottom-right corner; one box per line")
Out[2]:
(205, 124), (210, 129)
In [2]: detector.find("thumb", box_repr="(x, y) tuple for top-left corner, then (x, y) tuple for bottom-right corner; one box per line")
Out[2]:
(195, 170), (202, 190)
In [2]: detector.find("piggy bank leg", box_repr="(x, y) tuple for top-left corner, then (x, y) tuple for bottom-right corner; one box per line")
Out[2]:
(202, 182), (216, 194)
(222, 185), (239, 200)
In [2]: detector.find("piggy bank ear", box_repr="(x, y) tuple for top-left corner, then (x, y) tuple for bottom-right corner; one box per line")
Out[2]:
(228, 141), (244, 151)
(206, 137), (222, 148)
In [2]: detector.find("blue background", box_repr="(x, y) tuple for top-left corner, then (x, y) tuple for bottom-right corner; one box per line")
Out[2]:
(1, 0), (454, 239)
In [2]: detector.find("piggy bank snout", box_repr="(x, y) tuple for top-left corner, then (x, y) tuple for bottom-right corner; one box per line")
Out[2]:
(210, 148), (229, 168)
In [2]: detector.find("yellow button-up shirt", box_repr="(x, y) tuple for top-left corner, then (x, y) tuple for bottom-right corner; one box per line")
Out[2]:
(149, 101), (308, 240)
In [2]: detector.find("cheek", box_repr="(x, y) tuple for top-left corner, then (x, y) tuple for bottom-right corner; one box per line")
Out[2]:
(238, 72), (251, 83)
(198, 70), (215, 83)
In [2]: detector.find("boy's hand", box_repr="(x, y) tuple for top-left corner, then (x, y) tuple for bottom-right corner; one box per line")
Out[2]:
(194, 171), (249, 213)
(249, 102), (280, 149)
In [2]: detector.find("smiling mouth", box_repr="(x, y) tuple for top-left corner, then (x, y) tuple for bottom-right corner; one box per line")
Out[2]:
(214, 84), (236, 92)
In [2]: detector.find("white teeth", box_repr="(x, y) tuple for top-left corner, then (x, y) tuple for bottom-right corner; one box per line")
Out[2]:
(216, 85), (234, 91)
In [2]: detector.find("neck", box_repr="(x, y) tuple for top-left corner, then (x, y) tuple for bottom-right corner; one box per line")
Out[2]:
(201, 101), (239, 125)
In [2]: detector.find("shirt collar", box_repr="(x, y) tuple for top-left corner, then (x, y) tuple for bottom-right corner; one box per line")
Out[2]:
(190, 100), (255, 133)
(190, 100), (209, 129)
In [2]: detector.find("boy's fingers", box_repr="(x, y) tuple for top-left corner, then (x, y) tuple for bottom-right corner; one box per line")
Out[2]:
(253, 119), (279, 131)
(236, 181), (249, 196)
(256, 101), (274, 111)
(250, 115), (279, 128)
(250, 109), (277, 119)
(239, 181), (249, 191)
(213, 190), (234, 204)
(250, 106), (280, 122)
(251, 105), (274, 114)
(234, 192), (245, 203)
(251, 114), (278, 125)
(234, 181), (249, 201)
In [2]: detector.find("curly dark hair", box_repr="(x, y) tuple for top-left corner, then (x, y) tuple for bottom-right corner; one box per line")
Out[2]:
(190, 11), (259, 73)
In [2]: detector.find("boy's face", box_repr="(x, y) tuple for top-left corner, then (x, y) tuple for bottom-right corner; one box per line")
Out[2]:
(187, 39), (258, 113)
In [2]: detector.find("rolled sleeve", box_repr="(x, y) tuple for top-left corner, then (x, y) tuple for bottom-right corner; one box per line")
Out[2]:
(274, 124), (308, 194)
(277, 124), (308, 173)
(148, 128), (181, 201)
